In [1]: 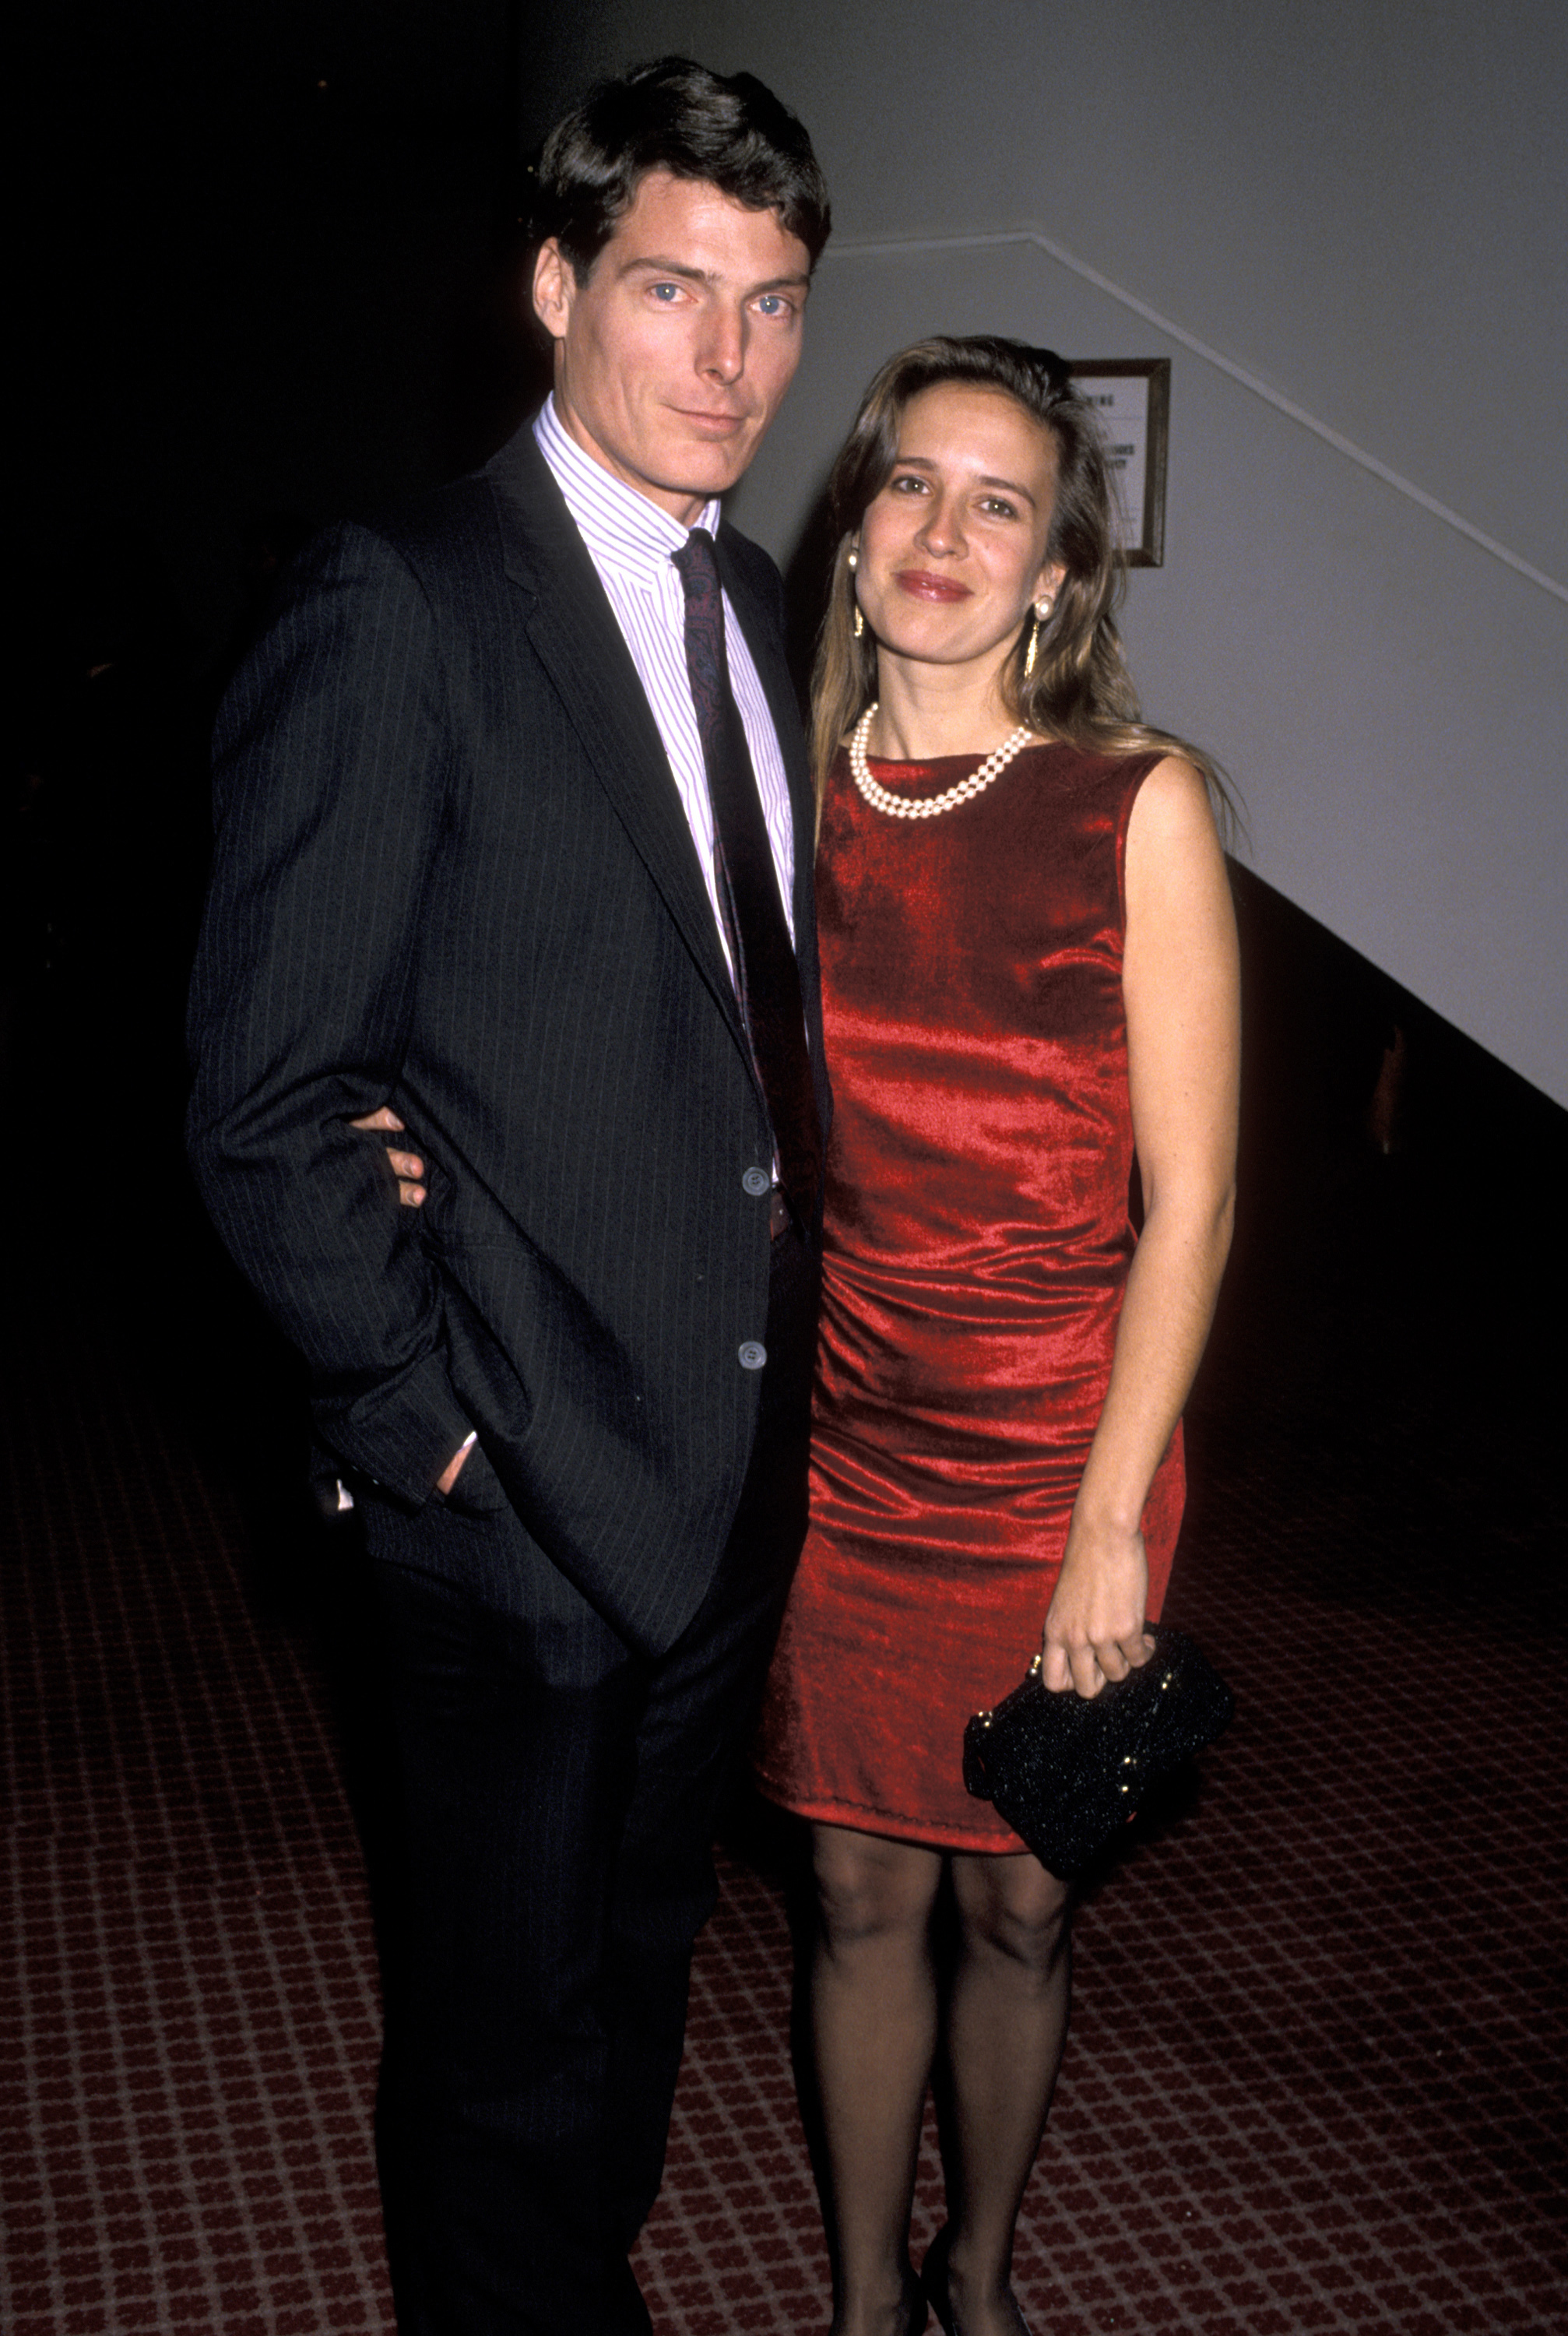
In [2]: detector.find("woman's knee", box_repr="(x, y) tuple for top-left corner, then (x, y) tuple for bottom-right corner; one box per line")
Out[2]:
(951, 1853), (1071, 1973)
(810, 1824), (942, 1950)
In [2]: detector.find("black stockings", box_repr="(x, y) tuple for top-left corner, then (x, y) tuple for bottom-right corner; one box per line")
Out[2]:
(808, 1826), (1071, 2336)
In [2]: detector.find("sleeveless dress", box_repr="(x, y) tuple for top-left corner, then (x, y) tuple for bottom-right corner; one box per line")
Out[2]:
(753, 741), (1184, 1851)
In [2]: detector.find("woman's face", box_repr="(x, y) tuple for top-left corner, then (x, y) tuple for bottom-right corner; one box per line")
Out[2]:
(854, 382), (1067, 683)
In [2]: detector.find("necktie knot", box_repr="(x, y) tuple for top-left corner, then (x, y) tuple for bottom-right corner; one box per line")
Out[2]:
(672, 528), (722, 604)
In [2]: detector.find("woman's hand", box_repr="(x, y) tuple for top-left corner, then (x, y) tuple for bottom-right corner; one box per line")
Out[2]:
(1040, 1515), (1155, 1698)
(349, 1106), (427, 1205)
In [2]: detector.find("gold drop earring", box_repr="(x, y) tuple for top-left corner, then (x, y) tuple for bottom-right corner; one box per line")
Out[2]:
(1023, 594), (1053, 680)
(848, 544), (864, 638)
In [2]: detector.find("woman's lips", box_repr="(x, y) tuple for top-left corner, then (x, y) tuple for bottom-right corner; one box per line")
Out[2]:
(894, 569), (972, 602)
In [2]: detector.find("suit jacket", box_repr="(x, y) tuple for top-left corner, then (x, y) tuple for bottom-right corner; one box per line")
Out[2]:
(187, 422), (828, 1657)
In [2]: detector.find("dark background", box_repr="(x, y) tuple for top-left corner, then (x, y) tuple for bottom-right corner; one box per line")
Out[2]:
(19, 4), (542, 654)
(13, 3), (548, 1243)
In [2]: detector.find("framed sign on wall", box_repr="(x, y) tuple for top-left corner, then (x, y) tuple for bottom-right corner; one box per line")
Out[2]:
(1068, 359), (1171, 567)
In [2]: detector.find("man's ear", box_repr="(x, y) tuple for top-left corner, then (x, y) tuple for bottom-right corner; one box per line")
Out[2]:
(532, 239), (572, 343)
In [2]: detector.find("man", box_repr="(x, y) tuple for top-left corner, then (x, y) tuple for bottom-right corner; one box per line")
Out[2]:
(186, 59), (831, 2334)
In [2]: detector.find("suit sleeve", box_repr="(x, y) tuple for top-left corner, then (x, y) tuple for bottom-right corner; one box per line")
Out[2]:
(186, 522), (480, 1507)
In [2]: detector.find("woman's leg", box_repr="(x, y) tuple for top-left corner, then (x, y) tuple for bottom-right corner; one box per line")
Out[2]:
(935, 1852), (1073, 2336)
(810, 1824), (946, 2335)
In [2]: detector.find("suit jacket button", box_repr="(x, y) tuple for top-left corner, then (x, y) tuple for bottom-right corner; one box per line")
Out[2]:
(741, 1166), (771, 1197)
(738, 1342), (767, 1370)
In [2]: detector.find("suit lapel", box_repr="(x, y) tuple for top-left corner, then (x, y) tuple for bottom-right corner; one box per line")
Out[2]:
(487, 428), (746, 1045)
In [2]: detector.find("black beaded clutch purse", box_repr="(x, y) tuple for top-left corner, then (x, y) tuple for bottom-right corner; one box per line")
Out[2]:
(962, 1627), (1234, 1878)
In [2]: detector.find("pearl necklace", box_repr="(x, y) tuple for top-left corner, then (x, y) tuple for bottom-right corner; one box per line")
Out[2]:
(849, 704), (1036, 820)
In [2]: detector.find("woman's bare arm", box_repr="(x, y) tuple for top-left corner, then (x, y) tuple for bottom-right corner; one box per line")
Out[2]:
(1040, 758), (1240, 1696)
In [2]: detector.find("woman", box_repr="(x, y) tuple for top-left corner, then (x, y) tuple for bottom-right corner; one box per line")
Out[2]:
(751, 336), (1240, 2336)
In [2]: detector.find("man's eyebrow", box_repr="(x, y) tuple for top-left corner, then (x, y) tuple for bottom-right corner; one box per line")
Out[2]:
(891, 455), (1038, 505)
(617, 256), (812, 294)
(619, 257), (711, 283)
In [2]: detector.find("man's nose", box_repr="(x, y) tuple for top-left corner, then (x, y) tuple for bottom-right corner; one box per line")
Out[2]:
(698, 304), (746, 384)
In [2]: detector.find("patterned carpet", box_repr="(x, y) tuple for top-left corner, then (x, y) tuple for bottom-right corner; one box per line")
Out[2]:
(3, 879), (1566, 2334)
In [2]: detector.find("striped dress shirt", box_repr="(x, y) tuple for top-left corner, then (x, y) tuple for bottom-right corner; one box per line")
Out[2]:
(533, 394), (797, 976)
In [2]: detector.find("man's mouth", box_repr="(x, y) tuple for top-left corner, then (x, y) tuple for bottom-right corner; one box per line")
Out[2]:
(673, 407), (749, 437)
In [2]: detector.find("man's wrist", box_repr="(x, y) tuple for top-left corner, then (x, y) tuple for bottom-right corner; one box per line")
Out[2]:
(436, 1431), (477, 1497)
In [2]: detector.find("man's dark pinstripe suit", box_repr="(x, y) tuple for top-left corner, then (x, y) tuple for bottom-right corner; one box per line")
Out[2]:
(187, 420), (828, 2331)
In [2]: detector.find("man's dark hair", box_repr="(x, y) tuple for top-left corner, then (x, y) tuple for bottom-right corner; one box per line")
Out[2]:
(532, 56), (831, 280)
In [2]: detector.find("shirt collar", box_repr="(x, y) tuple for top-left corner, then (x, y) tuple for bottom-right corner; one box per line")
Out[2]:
(533, 394), (722, 589)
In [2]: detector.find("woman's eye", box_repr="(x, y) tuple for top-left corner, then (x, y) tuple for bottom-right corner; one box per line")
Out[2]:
(980, 497), (1018, 519)
(890, 473), (928, 494)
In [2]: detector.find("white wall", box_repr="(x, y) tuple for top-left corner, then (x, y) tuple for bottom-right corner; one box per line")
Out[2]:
(537, 1), (1568, 1102)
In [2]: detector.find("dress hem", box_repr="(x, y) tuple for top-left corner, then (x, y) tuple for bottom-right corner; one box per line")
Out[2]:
(752, 1775), (1030, 1856)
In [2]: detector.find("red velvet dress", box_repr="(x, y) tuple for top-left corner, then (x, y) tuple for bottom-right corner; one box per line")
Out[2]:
(754, 742), (1184, 1851)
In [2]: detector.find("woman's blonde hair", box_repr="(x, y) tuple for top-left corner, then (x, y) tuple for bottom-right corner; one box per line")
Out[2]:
(810, 334), (1239, 841)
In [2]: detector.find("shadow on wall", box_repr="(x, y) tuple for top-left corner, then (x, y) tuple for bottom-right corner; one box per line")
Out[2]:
(782, 474), (840, 703)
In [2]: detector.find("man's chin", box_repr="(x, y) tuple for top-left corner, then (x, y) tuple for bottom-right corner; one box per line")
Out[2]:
(655, 427), (760, 503)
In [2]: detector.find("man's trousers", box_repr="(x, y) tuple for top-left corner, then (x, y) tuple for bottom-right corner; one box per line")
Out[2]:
(362, 1224), (816, 2334)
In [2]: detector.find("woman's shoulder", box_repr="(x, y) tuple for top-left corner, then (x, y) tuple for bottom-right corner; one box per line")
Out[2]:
(1124, 752), (1218, 832)
(1122, 755), (1229, 913)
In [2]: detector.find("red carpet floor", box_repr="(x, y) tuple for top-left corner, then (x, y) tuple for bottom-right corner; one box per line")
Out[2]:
(4, 948), (1567, 2332)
